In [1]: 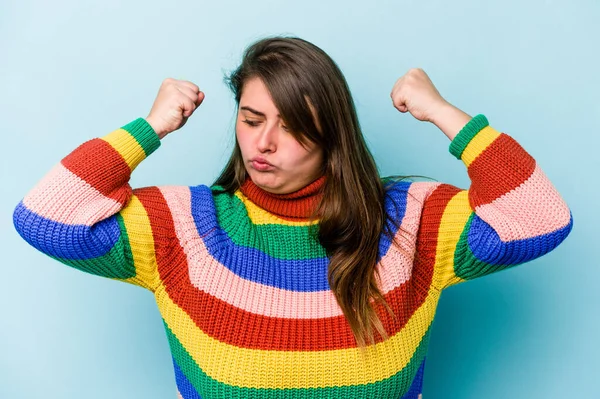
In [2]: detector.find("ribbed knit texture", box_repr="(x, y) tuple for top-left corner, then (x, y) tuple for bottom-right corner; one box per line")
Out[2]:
(13, 115), (574, 399)
(239, 174), (326, 220)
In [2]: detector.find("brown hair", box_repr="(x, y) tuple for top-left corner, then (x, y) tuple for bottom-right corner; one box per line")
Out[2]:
(213, 35), (431, 351)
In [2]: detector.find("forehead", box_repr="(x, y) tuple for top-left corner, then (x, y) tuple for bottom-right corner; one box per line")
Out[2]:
(239, 77), (279, 116)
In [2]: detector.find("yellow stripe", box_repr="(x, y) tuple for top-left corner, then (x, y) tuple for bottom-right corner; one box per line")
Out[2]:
(461, 126), (501, 167)
(119, 194), (159, 291)
(101, 128), (148, 170)
(235, 191), (319, 226)
(432, 190), (471, 289)
(154, 282), (439, 388)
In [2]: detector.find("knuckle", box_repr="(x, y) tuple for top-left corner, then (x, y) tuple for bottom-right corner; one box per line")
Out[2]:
(185, 80), (198, 91)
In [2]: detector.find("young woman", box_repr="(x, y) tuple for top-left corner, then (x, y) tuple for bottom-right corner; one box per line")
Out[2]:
(13, 36), (574, 399)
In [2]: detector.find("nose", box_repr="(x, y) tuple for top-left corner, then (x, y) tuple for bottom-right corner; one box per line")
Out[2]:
(257, 122), (278, 153)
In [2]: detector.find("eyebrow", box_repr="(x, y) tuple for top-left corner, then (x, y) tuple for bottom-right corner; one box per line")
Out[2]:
(240, 106), (280, 118)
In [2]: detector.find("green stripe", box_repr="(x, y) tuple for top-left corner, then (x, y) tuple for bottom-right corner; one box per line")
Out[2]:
(48, 214), (136, 280)
(452, 213), (514, 281)
(448, 114), (489, 160)
(121, 118), (161, 157)
(165, 320), (431, 398)
(213, 192), (327, 260)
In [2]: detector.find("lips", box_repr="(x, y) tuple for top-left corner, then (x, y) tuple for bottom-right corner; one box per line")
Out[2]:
(250, 157), (275, 171)
(251, 156), (273, 166)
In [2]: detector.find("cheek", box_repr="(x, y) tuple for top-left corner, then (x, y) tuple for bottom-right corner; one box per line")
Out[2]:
(307, 149), (324, 172)
(235, 126), (250, 154)
(286, 139), (322, 168)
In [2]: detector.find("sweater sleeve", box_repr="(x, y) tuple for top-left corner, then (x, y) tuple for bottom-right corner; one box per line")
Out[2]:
(417, 114), (574, 291)
(12, 118), (168, 292)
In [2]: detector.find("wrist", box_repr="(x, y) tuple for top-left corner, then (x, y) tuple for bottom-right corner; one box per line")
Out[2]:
(430, 103), (472, 141)
(145, 116), (167, 140)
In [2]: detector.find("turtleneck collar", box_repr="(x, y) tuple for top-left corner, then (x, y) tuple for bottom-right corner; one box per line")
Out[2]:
(239, 175), (326, 220)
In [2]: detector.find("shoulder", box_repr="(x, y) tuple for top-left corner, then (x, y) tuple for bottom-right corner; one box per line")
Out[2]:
(381, 176), (444, 222)
(381, 176), (442, 203)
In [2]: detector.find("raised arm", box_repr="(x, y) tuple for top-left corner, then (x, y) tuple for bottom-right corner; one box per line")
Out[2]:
(391, 69), (573, 290)
(12, 78), (205, 291)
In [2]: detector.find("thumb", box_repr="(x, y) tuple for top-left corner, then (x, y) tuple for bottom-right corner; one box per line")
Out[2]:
(196, 91), (205, 107)
(181, 95), (200, 118)
(395, 103), (409, 113)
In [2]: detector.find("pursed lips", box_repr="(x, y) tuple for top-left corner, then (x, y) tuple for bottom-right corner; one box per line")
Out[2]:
(250, 157), (276, 171)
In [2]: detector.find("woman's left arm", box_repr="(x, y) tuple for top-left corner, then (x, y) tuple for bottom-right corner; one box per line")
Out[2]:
(391, 69), (574, 290)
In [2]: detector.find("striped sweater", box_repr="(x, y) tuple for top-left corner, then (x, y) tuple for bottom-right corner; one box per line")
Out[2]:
(13, 114), (574, 398)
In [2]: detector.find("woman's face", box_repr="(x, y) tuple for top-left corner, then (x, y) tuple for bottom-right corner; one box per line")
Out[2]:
(236, 77), (324, 194)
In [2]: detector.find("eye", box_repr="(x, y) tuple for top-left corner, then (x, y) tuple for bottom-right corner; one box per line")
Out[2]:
(281, 124), (290, 132)
(242, 119), (260, 127)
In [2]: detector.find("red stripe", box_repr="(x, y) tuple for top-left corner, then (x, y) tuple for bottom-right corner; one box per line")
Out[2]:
(416, 184), (463, 290)
(61, 138), (132, 203)
(136, 186), (443, 351)
(468, 133), (535, 208)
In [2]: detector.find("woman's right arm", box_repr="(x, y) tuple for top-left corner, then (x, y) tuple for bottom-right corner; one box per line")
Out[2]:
(12, 78), (205, 291)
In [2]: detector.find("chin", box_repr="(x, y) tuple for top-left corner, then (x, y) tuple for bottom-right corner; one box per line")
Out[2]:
(248, 171), (281, 192)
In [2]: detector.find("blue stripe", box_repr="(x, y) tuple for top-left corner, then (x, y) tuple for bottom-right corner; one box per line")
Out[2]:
(12, 201), (120, 260)
(190, 183), (410, 292)
(380, 181), (411, 261)
(400, 358), (425, 398)
(468, 209), (574, 265)
(173, 358), (203, 399)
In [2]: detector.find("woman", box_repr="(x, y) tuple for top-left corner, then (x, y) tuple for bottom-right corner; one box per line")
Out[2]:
(13, 36), (573, 398)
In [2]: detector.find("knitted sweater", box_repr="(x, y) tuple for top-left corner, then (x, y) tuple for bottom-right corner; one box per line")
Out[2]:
(13, 114), (573, 399)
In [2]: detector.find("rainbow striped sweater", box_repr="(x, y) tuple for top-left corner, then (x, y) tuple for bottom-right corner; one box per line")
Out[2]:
(13, 114), (573, 398)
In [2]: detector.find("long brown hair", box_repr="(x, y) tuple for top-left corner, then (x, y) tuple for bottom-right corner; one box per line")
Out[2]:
(213, 36), (431, 350)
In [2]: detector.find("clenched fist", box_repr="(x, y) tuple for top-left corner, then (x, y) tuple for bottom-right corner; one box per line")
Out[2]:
(390, 68), (449, 123)
(145, 78), (205, 139)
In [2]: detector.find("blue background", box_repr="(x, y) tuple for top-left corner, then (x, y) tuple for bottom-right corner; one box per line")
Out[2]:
(1, 0), (597, 398)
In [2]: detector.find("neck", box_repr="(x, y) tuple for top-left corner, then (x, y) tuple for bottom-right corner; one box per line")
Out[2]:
(239, 176), (326, 220)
